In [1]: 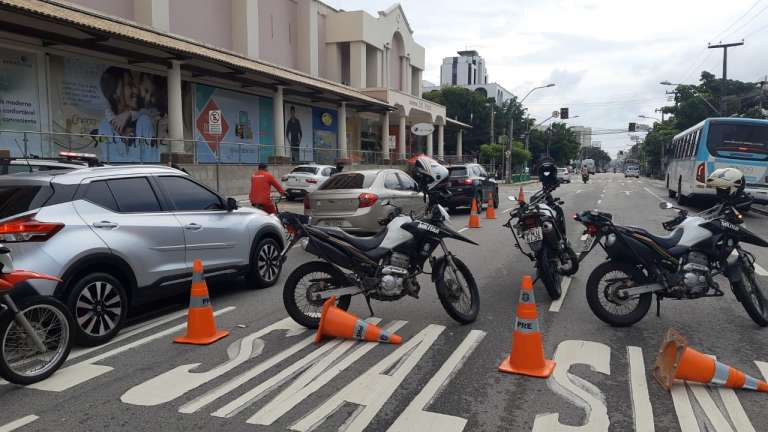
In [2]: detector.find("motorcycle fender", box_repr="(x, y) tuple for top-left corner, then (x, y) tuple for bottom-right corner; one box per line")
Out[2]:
(431, 256), (448, 283)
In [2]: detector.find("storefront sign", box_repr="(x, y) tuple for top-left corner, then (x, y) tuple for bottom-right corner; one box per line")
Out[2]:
(0, 47), (42, 156)
(411, 123), (434, 136)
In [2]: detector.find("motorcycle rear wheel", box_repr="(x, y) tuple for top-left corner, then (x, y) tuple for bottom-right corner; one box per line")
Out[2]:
(731, 260), (768, 327)
(283, 261), (352, 329)
(586, 261), (651, 327)
(538, 248), (562, 299)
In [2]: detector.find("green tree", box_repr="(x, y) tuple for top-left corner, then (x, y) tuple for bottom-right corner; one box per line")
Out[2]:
(526, 122), (581, 166)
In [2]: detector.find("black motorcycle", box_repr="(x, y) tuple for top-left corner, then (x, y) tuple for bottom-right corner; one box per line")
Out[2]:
(279, 183), (480, 328)
(575, 193), (768, 327)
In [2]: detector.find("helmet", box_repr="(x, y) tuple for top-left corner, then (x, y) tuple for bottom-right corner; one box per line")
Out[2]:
(706, 167), (744, 195)
(407, 154), (448, 190)
(537, 161), (559, 188)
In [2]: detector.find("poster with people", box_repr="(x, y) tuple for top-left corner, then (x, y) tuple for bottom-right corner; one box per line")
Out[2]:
(0, 47), (42, 157)
(194, 84), (268, 164)
(49, 55), (168, 163)
(312, 108), (337, 165)
(284, 103), (313, 162)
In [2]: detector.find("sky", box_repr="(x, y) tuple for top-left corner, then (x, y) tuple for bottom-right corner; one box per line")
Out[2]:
(326, 0), (768, 157)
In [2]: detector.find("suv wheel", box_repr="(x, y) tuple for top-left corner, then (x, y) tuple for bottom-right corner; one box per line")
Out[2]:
(246, 237), (282, 289)
(67, 272), (127, 346)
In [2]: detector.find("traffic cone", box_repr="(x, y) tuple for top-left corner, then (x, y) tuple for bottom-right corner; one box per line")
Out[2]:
(499, 275), (555, 378)
(174, 259), (229, 345)
(517, 185), (526, 204)
(486, 192), (496, 220)
(654, 328), (768, 392)
(315, 296), (402, 344)
(468, 198), (481, 228)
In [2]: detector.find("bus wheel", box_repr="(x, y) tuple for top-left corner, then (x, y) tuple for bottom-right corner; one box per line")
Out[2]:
(676, 180), (688, 205)
(667, 177), (676, 198)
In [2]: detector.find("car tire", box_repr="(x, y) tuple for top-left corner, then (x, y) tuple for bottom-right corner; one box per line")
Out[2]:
(246, 237), (283, 289)
(67, 272), (127, 347)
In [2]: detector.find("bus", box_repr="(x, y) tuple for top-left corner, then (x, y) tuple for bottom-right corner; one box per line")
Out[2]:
(582, 158), (596, 174)
(666, 117), (768, 204)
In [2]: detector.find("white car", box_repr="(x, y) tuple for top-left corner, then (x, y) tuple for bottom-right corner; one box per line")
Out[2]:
(282, 165), (337, 200)
(625, 166), (640, 178)
(556, 167), (571, 183)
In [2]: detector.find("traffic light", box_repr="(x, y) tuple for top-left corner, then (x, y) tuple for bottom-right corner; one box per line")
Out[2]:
(560, 107), (569, 119)
(628, 122), (636, 132)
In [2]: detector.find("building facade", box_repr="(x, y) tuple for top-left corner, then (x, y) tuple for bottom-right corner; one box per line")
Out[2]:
(571, 126), (593, 149)
(426, 49), (512, 106)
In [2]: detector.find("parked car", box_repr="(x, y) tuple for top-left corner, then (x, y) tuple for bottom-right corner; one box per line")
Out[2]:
(305, 169), (426, 234)
(282, 164), (337, 200)
(0, 151), (105, 175)
(444, 164), (499, 212)
(557, 167), (571, 183)
(0, 166), (285, 346)
(624, 166), (640, 178)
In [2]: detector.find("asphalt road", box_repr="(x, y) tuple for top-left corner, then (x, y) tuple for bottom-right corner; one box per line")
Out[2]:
(2, 173), (768, 432)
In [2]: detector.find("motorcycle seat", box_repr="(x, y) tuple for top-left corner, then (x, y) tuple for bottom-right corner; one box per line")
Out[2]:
(315, 226), (388, 251)
(627, 226), (683, 250)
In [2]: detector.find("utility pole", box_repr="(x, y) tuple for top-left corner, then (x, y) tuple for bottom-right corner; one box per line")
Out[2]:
(708, 40), (744, 115)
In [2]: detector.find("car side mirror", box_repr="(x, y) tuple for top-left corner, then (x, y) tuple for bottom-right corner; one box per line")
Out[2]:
(659, 202), (673, 210)
(226, 197), (238, 211)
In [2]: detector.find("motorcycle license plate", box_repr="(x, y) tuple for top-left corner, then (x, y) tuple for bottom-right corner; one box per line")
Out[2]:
(524, 227), (543, 244)
(582, 235), (596, 252)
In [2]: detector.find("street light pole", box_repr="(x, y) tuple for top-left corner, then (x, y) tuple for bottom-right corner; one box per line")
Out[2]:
(507, 83), (555, 183)
(660, 81), (721, 115)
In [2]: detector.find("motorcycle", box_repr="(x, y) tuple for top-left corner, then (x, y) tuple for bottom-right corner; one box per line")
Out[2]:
(505, 180), (579, 299)
(575, 194), (768, 327)
(0, 245), (72, 385)
(582, 172), (589, 183)
(279, 180), (480, 328)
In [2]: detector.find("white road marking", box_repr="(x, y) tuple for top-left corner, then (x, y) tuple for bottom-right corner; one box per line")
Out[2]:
(121, 317), (306, 406)
(0, 415), (39, 432)
(623, 191), (632, 196)
(458, 227), (469, 233)
(290, 324), (445, 432)
(387, 330), (486, 432)
(28, 307), (236, 392)
(643, 187), (665, 202)
(532, 340), (611, 432)
(597, 200), (602, 205)
(754, 263), (768, 277)
(575, 190), (583, 194)
(548, 277), (571, 312)
(627, 347), (654, 432)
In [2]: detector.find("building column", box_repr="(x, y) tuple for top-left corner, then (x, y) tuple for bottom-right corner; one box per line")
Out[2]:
(381, 111), (390, 161)
(296, 0), (318, 76)
(134, 0), (170, 32)
(373, 49), (383, 87)
(413, 69), (422, 97)
(338, 102), (348, 160)
(167, 60), (184, 155)
(426, 130), (433, 157)
(398, 114), (406, 160)
(383, 46), (390, 88)
(273, 86), (285, 157)
(437, 124), (444, 160)
(349, 41), (367, 89)
(400, 56), (408, 92)
(231, 0), (259, 58)
(326, 43), (342, 83)
(457, 129), (463, 161)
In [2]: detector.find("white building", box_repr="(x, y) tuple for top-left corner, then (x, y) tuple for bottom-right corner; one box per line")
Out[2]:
(571, 126), (593, 148)
(424, 50), (513, 106)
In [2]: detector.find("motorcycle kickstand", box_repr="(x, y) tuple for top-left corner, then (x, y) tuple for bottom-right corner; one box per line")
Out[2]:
(364, 295), (375, 317)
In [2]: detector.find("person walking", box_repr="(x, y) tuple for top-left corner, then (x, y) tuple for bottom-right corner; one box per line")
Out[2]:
(249, 163), (285, 214)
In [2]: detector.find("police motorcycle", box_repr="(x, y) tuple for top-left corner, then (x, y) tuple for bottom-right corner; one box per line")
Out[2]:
(280, 156), (480, 328)
(504, 162), (579, 299)
(575, 167), (768, 327)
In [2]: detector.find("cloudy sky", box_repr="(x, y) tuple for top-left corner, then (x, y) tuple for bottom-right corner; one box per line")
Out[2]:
(327, 0), (768, 156)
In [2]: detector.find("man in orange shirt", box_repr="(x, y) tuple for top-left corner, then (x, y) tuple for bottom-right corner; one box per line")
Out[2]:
(250, 163), (285, 214)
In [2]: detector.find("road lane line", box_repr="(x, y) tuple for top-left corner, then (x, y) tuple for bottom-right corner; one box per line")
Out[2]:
(754, 263), (768, 277)
(0, 416), (39, 432)
(627, 347), (654, 432)
(597, 200), (602, 205)
(548, 277), (571, 312)
(643, 187), (665, 202)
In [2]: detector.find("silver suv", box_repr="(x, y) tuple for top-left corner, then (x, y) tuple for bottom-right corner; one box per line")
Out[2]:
(0, 166), (285, 346)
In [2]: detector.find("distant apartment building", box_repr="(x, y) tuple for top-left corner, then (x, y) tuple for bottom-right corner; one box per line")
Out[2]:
(571, 126), (593, 148)
(424, 50), (512, 106)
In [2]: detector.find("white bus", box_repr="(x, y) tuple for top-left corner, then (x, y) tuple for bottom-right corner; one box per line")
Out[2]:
(666, 117), (768, 204)
(582, 159), (595, 174)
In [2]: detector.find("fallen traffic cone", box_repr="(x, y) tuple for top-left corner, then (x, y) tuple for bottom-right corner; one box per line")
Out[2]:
(315, 296), (402, 344)
(499, 275), (555, 378)
(174, 259), (229, 345)
(486, 192), (496, 220)
(654, 328), (768, 392)
(517, 185), (526, 204)
(468, 198), (481, 228)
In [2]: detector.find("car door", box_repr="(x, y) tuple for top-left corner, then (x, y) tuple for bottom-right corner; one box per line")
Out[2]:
(154, 175), (250, 273)
(396, 172), (426, 214)
(72, 177), (188, 291)
(382, 171), (407, 206)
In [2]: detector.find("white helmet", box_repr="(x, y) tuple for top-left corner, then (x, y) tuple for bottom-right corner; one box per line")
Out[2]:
(706, 167), (744, 193)
(408, 155), (448, 190)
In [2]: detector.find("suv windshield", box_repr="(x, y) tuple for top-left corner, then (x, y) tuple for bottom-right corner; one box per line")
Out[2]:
(0, 185), (52, 219)
(707, 122), (768, 161)
(448, 167), (468, 177)
(291, 166), (319, 174)
(318, 173), (373, 190)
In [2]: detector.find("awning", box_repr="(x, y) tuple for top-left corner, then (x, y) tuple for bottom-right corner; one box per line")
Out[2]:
(0, 0), (394, 112)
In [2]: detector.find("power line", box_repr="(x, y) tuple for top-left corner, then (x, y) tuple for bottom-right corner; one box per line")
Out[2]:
(744, 21), (768, 38)
(712, 0), (764, 41)
(723, 3), (768, 40)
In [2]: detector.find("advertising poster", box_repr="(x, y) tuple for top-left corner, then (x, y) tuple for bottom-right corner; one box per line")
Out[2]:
(49, 55), (168, 163)
(312, 108), (337, 165)
(0, 47), (42, 157)
(258, 97), (274, 162)
(194, 84), (267, 164)
(284, 103), (313, 162)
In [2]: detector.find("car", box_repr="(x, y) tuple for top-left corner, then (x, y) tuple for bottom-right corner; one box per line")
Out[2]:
(281, 164), (337, 200)
(305, 169), (426, 234)
(624, 166), (640, 178)
(0, 166), (285, 346)
(0, 152), (105, 175)
(557, 167), (571, 183)
(444, 163), (499, 212)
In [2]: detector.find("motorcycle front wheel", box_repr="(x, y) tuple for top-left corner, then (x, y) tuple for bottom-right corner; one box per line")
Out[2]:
(537, 248), (562, 299)
(283, 261), (352, 329)
(731, 258), (768, 327)
(586, 261), (652, 327)
(435, 257), (479, 324)
(0, 296), (72, 385)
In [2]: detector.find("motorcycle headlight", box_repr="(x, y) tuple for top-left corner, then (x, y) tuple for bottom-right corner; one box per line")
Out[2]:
(606, 234), (617, 247)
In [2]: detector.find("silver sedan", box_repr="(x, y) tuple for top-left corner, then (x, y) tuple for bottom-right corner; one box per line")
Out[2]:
(305, 169), (426, 234)
(282, 165), (337, 200)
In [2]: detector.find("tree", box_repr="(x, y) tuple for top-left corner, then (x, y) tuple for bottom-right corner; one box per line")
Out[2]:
(639, 122), (679, 178)
(526, 122), (581, 166)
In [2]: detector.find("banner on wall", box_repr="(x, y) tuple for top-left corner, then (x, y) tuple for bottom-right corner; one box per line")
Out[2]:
(284, 103), (313, 162)
(194, 84), (271, 164)
(48, 55), (168, 163)
(312, 108), (337, 165)
(0, 47), (42, 157)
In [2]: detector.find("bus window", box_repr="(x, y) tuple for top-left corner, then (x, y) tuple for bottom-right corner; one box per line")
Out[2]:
(707, 122), (768, 160)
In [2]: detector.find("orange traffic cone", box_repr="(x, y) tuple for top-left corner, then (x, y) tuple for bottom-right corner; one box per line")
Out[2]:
(315, 296), (402, 344)
(174, 259), (229, 345)
(517, 185), (526, 204)
(468, 198), (481, 228)
(499, 275), (555, 378)
(486, 192), (496, 220)
(654, 328), (768, 392)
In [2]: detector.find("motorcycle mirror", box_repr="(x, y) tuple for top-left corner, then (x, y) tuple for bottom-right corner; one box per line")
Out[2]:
(659, 202), (673, 210)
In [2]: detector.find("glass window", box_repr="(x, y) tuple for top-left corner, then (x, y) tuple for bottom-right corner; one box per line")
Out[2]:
(158, 176), (223, 211)
(84, 181), (119, 212)
(106, 178), (162, 213)
(0, 185), (52, 219)
(397, 173), (418, 191)
(291, 166), (319, 174)
(448, 167), (468, 177)
(384, 173), (401, 190)
(319, 173), (373, 190)
(321, 168), (332, 177)
(707, 122), (768, 160)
